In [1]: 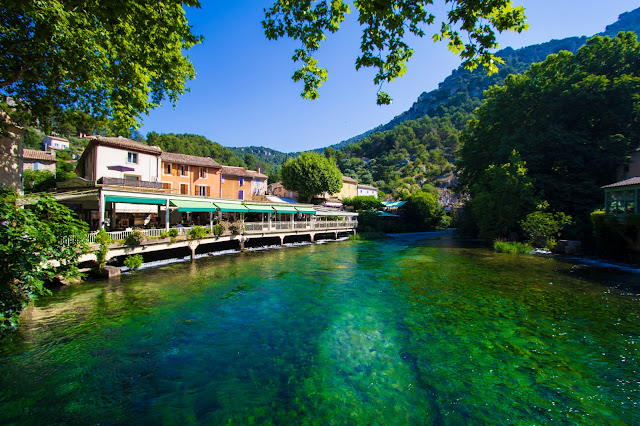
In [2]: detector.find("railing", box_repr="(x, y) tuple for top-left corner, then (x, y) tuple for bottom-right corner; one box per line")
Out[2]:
(87, 221), (357, 243)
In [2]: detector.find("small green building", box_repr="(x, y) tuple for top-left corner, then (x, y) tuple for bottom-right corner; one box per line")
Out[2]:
(602, 177), (640, 215)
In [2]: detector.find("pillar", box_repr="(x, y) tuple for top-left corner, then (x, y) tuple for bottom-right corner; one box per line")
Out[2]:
(209, 211), (214, 231)
(98, 190), (106, 230)
(165, 199), (170, 231)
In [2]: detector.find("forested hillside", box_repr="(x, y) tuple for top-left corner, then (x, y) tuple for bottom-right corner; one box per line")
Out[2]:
(145, 132), (246, 167)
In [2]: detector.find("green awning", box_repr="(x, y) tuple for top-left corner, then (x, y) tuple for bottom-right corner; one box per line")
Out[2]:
(105, 195), (167, 205)
(213, 201), (249, 213)
(272, 205), (298, 214)
(295, 207), (316, 214)
(244, 203), (275, 213)
(170, 199), (217, 212)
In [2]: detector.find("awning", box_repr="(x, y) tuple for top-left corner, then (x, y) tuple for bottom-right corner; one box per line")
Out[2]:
(213, 201), (249, 213)
(272, 205), (298, 214)
(114, 203), (158, 214)
(295, 207), (316, 214)
(105, 195), (167, 205)
(244, 203), (275, 213)
(170, 199), (217, 212)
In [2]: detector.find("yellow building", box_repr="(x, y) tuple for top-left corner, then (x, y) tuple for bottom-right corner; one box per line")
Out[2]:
(220, 166), (254, 200)
(336, 175), (358, 200)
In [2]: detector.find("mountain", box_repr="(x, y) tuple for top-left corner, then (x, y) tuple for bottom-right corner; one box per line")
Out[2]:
(328, 7), (640, 151)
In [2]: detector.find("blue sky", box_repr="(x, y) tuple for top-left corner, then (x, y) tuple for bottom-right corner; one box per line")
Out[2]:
(138, 0), (638, 153)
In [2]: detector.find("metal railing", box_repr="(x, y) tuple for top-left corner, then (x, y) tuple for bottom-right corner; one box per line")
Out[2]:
(87, 221), (357, 243)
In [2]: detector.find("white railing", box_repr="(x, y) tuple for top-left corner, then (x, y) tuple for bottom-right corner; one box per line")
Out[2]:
(87, 221), (358, 243)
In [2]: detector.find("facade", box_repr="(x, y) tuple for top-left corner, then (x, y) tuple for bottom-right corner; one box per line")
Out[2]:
(43, 136), (70, 151)
(76, 136), (162, 182)
(160, 152), (222, 197)
(336, 176), (359, 200)
(0, 124), (25, 194)
(23, 149), (57, 174)
(268, 181), (299, 200)
(247, 169), (268, 197)
(617, 147), (640, 181)
(220, 166), (254, 200)
(357, 184), (378, 198)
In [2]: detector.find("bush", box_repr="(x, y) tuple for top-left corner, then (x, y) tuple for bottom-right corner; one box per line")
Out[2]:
(189, 225), (208, 239)
(159, 231), (169, 239)
(124, 230), (145, 246)
(213, 223), (223, 236)
(493, 240), (533, 254)
(123, 254), (144, 270)
(94, 229), (112, 271)
(168, 228), (179, 238)
(520, 202), (572, 249)
(229, 220), (244, 234)
(342, 196), (383, 212)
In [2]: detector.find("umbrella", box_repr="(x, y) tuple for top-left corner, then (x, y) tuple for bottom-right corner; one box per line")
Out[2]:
(107, 165), (136, 172)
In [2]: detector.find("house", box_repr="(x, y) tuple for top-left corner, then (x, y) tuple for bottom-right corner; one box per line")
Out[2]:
(75, 135), (163, 184)
(0, 122), (25, 194)
(268, 181), (299, 200)
(23, 149), (57, 174)
(220, 166), (254, 200)
(246, 169), (268, 197)
(617, 147), (640, 181)
(602, 177), (639, 215)
(336, 176), (358, 200)
(357, 184), (378, 198)
(43, 136), (70, 151)
(160, 152), (222, 196)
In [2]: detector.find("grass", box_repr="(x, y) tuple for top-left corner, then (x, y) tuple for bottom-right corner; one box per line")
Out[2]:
(493, 240), (533, 254)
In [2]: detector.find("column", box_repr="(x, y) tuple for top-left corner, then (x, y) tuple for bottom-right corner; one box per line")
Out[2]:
(98, 190), (106, 230)
(165, 199), (170, 231)
(209, 211), (214, 231)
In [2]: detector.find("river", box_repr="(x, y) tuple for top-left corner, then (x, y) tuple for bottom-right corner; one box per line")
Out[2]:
(1, 234), (639, 424)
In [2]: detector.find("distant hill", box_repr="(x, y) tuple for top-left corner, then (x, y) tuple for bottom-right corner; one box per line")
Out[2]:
(229, 146), (289, 173)
(328, 7), (640, 151)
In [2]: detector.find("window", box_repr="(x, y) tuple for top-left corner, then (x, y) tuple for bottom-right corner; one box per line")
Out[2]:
(198, 185), (208, 196)
(238, 190), (244, 200)
(124, 175), (140, 180)
(221, 175), (225, 183)
(162, 182), (172, 191)
(239, 177), (244, 186)
(127, 152), (138, 163)
(165, 163), (172, 175)
(200, 167), (207, 178)
(180, 184), (188, 195)
(180, 165), (187, 176)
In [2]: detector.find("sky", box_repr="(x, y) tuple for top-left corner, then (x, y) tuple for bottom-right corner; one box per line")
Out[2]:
(138, 0), (639, 154)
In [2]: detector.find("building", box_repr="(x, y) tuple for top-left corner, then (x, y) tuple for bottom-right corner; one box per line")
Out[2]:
(0, 123), (25, 194)
(160, 152), (222, 196)
(268, 181), (299, 200)
(357, 184), (378, 198)
(246, 169), (268, 197)
(336, 176), (359, 200)
(76, 136), (163, 183)
(618, 147), (640, 181)
(220, 166), (254, 200)
(43, 136), (70, 151)
(23, 149), (57, 174)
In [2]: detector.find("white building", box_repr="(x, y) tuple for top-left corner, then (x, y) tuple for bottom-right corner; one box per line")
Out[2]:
(43, 136), (70, 151)
(357, 184), (378, 198)
(247, 169), (268, 197)
(75, 136), (162, 183)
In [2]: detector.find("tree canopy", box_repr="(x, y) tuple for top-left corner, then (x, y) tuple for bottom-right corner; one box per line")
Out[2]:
(281, 152), (343, 202)
(458, 32), (640, 238)
(263, 0), (527, 104)
(1, 0), (201, 133)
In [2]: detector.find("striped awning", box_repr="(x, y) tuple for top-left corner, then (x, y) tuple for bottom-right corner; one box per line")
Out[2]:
(272, 205), (298, 214)
(105, 195), (167, 205)
(213, 202), (249, 213)
(170, 200), (217, 212)
(295, 207), (316, 214)
(244, 203), (275, 213)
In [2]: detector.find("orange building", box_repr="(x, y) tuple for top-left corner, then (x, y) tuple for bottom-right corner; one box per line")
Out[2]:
(220, 166), (254, 200)
(160, 152), (221, 197)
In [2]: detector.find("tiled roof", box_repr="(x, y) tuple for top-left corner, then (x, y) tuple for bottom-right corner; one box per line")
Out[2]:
(221, 166), (254, 178)
(245, 169), (268, 179)
(602, 176), (640, 189)
(358, 184), (378, 190)
(161, 152), (221, 168)
(83, 135), (162, 154)
(342, 175), (358, 184)
(23, 149), (56, 162)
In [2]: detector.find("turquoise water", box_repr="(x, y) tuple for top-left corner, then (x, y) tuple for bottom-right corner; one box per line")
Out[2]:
(1, 235), (639, 424)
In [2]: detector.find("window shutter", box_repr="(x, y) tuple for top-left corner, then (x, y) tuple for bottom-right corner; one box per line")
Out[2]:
(206, 186), (211, 197)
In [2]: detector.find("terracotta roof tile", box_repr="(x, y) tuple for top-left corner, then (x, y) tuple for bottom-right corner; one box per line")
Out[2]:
(161, 152), (221, 168)
(221, 166), (254, 178)
(342, 175), (358, 184)
(358, 184), (378, 190)
(245, 169), (268, 179)
(83, 135), (162, 154)
(602, 176), (640, 189)
(23, 149), (56, 162)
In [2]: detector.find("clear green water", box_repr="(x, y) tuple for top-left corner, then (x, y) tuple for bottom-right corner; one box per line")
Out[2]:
(1, 235), (639, 424)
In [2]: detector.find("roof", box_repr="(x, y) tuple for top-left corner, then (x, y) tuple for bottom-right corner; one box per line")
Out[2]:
(23, 149), (56, 162)
(161, 152), (221, 168)
(382, 200), (407, 208)
(245, 169), (268, 179)
(221, 165), (254, 178)
(342, 175), (358, 184)
(358, 184), (378, 190)
(82, 135), (162, 155)
(602, 176), (640, 189)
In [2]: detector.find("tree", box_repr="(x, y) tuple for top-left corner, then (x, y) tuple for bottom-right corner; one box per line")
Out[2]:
(0, 189), (88, 333)
(520, 202), (572, 249)
(1, 1), (201, 133)
(458, 32), (640, 237)
(403, 188), (449, 230)
(343, 195), (383, 211)
(263, 0), (527, 104)
(281, 152), (342, 202)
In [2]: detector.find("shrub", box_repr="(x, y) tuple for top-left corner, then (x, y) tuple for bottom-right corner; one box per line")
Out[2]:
(493, 240), (532, 254)
(159, 231), (169, 239)
(124, 230), (145, 246)
(123, 254), (144, 270)
(189, 225), (208, 239)
(213, 223), (224, 236)
(520, 202), (572, 249)
(229, 220), (244, 234)
(168, 228), (179, 238)
(94, 229), (112, 272)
